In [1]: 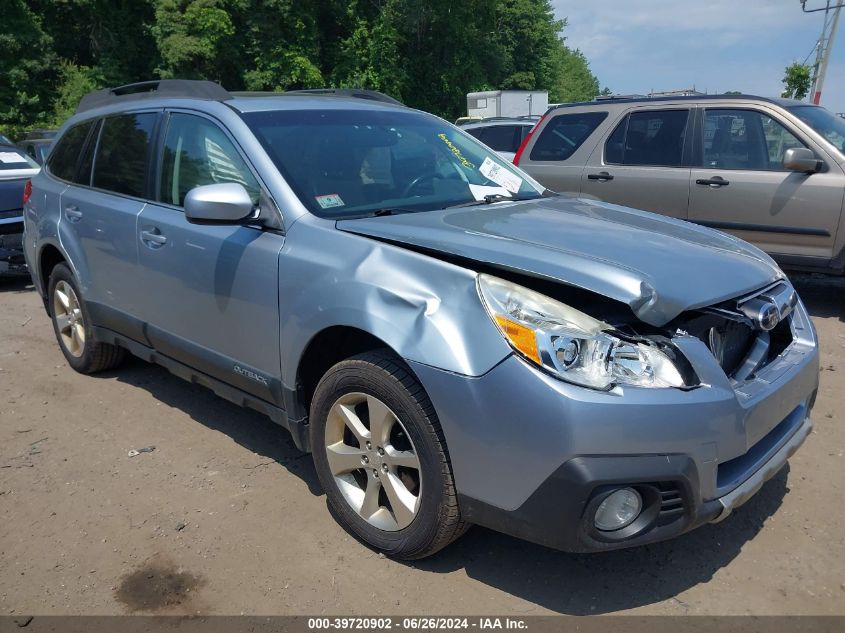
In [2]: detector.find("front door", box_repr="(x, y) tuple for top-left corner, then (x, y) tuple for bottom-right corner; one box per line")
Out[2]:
(688, 106), (845, 260)
(136, 111), (285, 405)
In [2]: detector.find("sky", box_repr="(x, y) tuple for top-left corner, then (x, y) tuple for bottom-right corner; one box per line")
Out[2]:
(551, 0), (845, 114)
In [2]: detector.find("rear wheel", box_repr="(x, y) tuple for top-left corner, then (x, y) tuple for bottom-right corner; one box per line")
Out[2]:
(310, 350), (466, 559)
(48, 264), (125, 374)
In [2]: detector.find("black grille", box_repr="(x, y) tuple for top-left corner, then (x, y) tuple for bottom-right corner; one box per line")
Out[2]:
(679, 312), (756, 377)
(656, 483), (685, 525)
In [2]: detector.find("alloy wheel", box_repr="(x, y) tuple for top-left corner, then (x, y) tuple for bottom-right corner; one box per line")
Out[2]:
(53, 280), (85, 358)
(324, 392), (422, 531)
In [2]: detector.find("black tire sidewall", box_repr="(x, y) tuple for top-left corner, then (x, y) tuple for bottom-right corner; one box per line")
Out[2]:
(48, 264), (97, 372)
(310, 356), (450, 557)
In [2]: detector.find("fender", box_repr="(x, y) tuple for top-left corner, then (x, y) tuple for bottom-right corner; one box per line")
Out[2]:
(278, 218), (511, 390)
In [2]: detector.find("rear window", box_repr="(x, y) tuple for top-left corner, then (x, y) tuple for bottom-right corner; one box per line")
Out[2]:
(0, 149), (37, 170)
(605, 109), (689, 167)
(48, 121), (94, 181)
(469, 125), (525, 153)
(92, 113), (157, 198)
(529, 112), (607, 161)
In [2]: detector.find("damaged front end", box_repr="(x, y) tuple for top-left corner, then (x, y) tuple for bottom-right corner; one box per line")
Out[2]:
(476, 273), (698, 391)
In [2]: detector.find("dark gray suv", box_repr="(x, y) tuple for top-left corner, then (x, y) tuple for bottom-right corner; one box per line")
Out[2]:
(23, 81), (819, 559)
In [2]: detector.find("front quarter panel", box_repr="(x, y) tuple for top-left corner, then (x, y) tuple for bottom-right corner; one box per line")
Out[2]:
(278, 217), (512, 388)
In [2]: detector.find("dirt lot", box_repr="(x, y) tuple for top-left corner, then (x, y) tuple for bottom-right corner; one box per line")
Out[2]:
(1, 273), (843, 616)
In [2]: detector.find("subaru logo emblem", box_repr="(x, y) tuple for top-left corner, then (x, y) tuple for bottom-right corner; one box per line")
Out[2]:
(739, 283), (796, 332)
(757, 303), (780, 331)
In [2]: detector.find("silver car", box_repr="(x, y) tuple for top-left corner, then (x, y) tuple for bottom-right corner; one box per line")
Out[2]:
(24, 80), (819, 559)
(515, 95), (845, 274)
(460, 117), (538, 162)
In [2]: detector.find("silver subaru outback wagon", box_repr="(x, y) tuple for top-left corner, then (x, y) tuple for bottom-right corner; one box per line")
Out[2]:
(23, 80), (819, 559)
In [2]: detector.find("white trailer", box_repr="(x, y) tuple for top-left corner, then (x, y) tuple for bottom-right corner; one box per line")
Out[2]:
(466, 90), (549, 119)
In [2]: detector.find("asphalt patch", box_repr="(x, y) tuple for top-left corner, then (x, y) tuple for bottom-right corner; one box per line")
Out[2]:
(115, 562), (203, 612)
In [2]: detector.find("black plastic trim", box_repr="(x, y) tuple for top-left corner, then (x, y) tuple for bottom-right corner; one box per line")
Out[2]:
(459, 454), (722, 553)
(90, 324), (293, 429)
(145, 324), (282, 407)
(693, 219), (831, 237)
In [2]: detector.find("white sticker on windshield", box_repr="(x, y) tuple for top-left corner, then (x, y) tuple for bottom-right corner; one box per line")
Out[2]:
(479, 157), (522, 193)
(468, 184), (511, 201)
(0, 152), (24, 164)
(315, 193), (345, 209)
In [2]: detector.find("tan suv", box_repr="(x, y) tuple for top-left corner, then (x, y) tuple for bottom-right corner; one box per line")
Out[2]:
(515, 95), (845, 274)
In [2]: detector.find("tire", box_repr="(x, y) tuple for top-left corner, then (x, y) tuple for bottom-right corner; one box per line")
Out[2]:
(310, 350), (467, 559)
(48, 263), (125, 374)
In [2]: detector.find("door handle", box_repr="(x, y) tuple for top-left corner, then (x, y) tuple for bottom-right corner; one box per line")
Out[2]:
(587, 171), (614, 182)
(140, 229), (167, 247)
(64, 205), (82, 222)
(696, 177), (730, 188)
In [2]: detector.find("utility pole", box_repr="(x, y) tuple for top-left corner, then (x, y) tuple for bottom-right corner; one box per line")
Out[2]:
(807, 0), (843, 104)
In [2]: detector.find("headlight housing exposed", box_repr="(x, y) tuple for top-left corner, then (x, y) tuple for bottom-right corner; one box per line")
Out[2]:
(477, 274), (688, 390)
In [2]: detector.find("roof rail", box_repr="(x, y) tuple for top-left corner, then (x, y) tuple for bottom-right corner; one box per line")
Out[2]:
(282, 88), (404, 106)
(76, 80), (231, 113)
(594, 93), (649, 101)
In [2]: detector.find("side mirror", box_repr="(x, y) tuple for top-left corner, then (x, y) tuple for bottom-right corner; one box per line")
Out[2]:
(783, 147), (821, 173)
(184, 183), (255, 224)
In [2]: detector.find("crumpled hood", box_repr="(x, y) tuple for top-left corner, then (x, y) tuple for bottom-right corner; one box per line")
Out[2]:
(337, 197), (783, 326)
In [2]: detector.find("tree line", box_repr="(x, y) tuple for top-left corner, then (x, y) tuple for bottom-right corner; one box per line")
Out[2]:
(1, 0), (604, 138)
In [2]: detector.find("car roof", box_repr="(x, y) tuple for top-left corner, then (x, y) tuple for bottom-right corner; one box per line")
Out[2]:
(550, 94), (812, 112)
(461, 119), (537, 129)
(75, 80), (408, 116)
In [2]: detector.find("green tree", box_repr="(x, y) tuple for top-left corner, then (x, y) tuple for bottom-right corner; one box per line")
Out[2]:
(781, 62), (812, 100)
(151, 0), (241, 85)
(548, 44), (600, 103)
(0, 0), (57, 138)
(242, 0), (323, 91)
(28, 0), (158, 86)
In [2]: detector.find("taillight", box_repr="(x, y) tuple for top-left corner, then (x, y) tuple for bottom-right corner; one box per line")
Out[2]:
(23, 180), (32, 205)
(513, 115), (545, 166)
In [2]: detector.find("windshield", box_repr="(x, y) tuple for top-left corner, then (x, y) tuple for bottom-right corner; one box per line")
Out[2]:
(241, 108), (544, 218)
(788, 105), (845, 156)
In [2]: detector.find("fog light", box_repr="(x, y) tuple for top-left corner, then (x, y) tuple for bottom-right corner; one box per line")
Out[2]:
(594, 487), (642, 531)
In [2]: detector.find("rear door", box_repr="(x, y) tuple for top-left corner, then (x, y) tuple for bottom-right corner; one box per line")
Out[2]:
(136, 110), (284, 405)
(518, 110), (609, 194)
(58, 112), (158, 331)
(580, 107), (693, 219)
(687, 105), (845, 260)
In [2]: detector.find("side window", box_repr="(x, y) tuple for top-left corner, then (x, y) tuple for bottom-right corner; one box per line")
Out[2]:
(530, 111), (608, 161)
(76, 120), (102, 186)
(159, 113), (260, 207)
(47, 121), (94, 182)
(605, 109), (689, 167)
(702, 109), (807, 170)
(92, 113), (157, 197)
(478, 125), (520, 152)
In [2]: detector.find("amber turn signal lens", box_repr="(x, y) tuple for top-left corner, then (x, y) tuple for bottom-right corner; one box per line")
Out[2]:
(494, 315), (541, 364)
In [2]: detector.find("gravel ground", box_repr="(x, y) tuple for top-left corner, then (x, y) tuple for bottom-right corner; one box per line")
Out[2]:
(0, 273), (843, 616)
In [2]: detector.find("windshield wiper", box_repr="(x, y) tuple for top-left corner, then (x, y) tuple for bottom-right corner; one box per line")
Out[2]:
(446, 193), (541, 208)
(344, 207), (421, 219)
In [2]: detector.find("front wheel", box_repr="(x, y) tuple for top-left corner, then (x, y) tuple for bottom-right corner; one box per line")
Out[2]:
(310, 350), (466, 559)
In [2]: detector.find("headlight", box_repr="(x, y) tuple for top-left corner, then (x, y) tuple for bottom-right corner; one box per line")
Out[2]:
(477, 274), (688, 390)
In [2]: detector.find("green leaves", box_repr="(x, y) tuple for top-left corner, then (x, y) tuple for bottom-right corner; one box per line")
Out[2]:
(1, 0), (604, 138)
(781, 62), (812, 100)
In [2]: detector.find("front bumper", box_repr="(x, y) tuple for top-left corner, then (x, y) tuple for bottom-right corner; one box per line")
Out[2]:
(409, 302), (819, 553)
